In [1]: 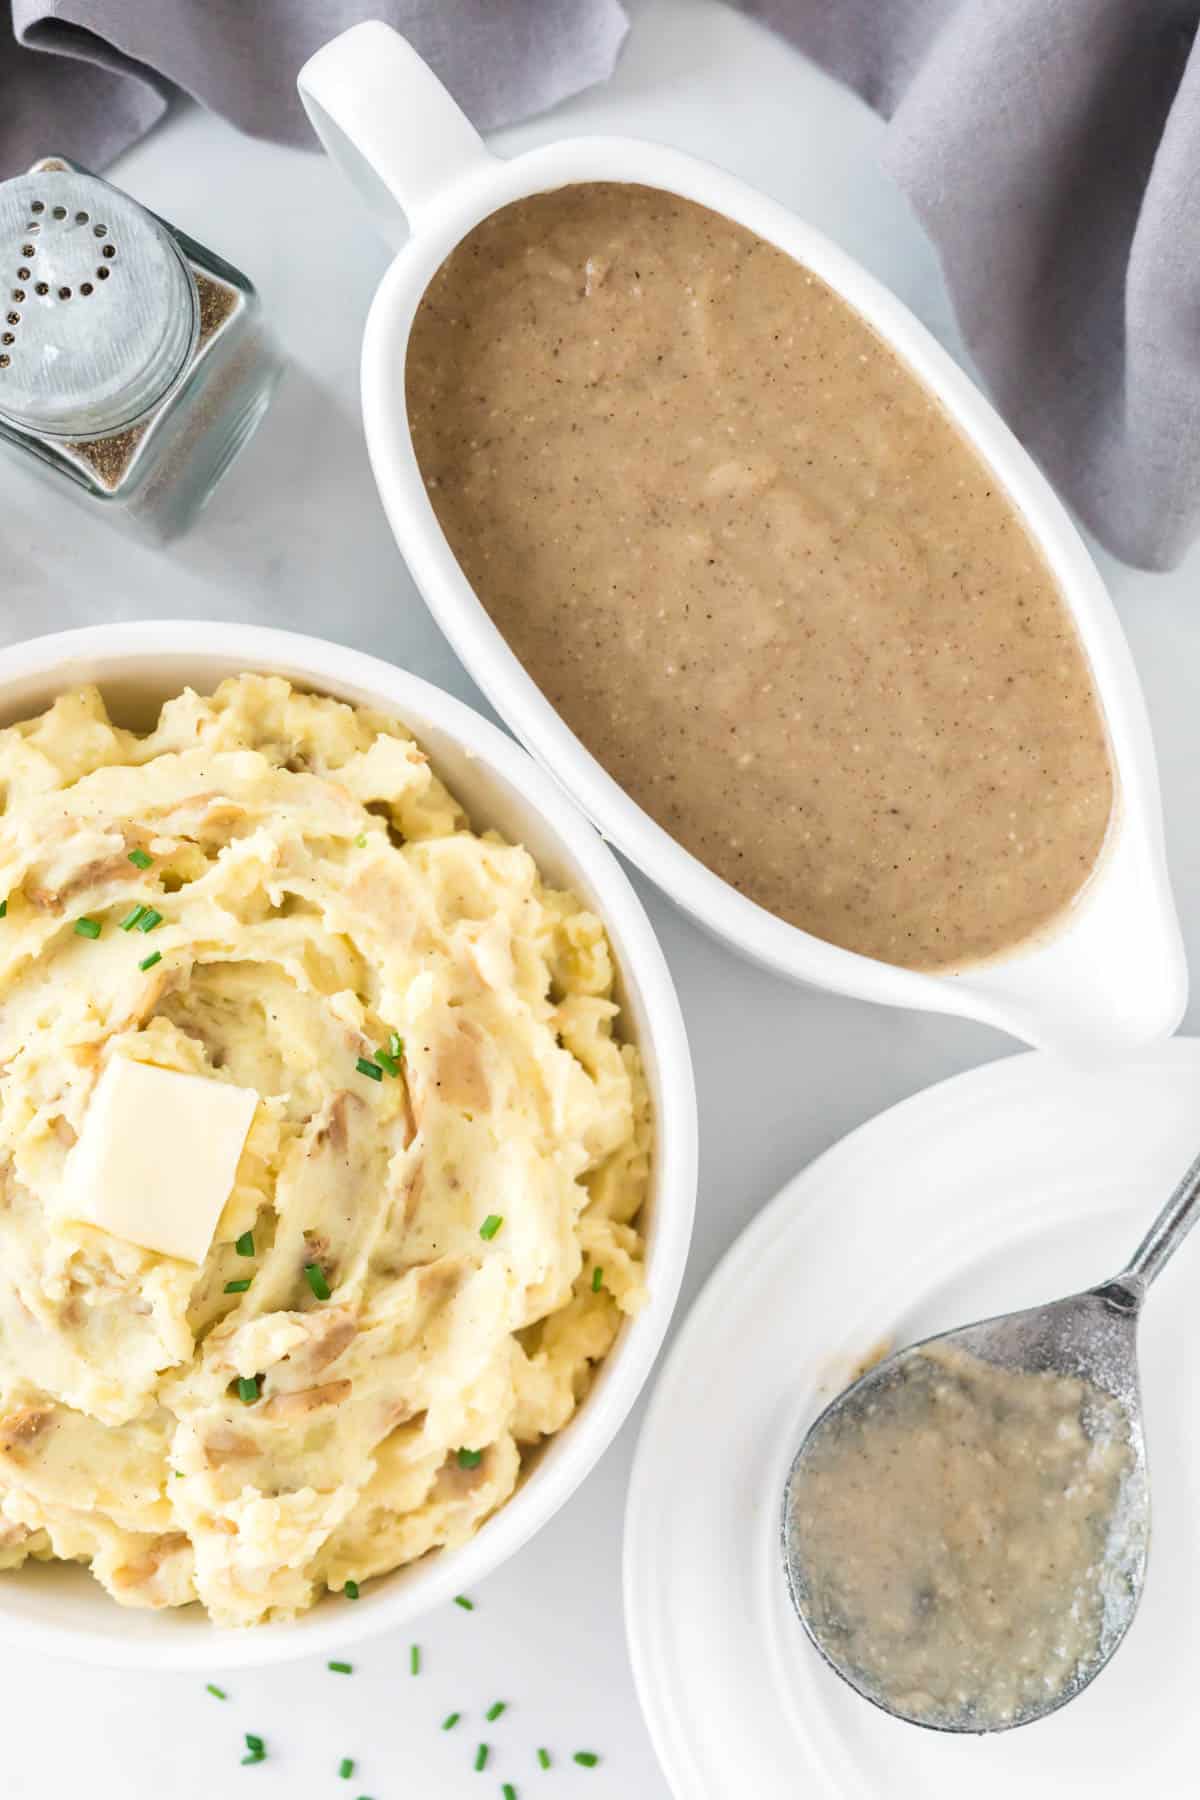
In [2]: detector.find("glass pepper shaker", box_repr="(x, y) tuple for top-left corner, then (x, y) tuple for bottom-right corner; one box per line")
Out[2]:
(0, 156), (282, 541)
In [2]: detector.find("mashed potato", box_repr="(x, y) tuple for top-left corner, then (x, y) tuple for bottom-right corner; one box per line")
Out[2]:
(0, 675), (648, 1624)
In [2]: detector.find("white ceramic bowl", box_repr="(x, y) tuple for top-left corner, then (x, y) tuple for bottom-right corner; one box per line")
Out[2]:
(299, 24), (1187, 1058)
(0, 620), (697, 1668)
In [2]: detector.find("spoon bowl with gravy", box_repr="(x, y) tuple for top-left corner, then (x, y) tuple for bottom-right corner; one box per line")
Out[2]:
(781, 1144), (1200, 1731)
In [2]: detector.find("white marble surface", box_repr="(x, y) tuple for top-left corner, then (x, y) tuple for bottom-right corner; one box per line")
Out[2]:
(3, 3), (1199, 1796)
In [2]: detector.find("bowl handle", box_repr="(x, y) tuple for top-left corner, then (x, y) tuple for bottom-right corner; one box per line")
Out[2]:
(297, 22), (492, 246)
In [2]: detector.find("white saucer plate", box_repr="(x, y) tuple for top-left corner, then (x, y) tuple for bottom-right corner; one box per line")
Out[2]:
(625, 1043), (1200, 1798)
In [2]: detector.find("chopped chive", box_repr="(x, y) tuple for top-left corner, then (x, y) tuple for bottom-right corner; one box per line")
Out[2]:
(374, 1048), (400, 1077)
(127, 847), (153, 869)
(479, 1214), (503, 1241)
(474, 1744), (489, 1772)
(503, 1787), (517, 1800)
(410, 1643), (421, 1676)
(304, 1262), (331, 1301)
(456, 1447), (483, 1470)
(355, 833), (367, 848)
(537, 1748), (551, 1769)
(485, 1700), (506, 1722)
(174, 1471), (184, 1479)
(573, 1752), (600, 1768)
(453, 1594), (474, 1611)
(244, 1735), (264, 1754)
(241, 1753), (265, 1766)
(442, 1712), (461, 1731)
(387, 1031), (404, 1060)
(224, 1278), (252, 1295)
(344, 1579), (359, 1600)
(592, 1266), (604, 1292)
(0, 899), (7, 918)
(74, 916), (101, 939)
(205, 1683), (227, 1700)
(138, 950), (162, 971)
(235, 1230), (255, 1257)
(237, 1375), (260, 1405)
(328, 1660), (353, 1674)
(119, 903), (147, 931)
(136, 906), (163, 933)
(339, 1758), (355, 1780)
(356, 1057), (383, 1081)
(242, 1732), (267, 1763)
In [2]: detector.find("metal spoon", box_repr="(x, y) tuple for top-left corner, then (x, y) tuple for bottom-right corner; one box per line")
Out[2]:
(781, 1144), (1200, 1733)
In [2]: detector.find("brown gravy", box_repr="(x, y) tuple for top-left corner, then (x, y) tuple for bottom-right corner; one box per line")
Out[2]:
(785, 1344), (1135, 1727)
(407, 182), (1114, 971)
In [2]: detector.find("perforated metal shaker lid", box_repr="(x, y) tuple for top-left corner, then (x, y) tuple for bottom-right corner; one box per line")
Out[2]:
(0, 165), (199, 439)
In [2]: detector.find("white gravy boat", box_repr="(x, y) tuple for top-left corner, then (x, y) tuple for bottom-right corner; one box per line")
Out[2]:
(299, 22), (1186, 1057)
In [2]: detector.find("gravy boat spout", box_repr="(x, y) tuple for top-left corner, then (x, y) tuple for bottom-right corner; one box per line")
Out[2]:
(299, 23), (1187, 1058)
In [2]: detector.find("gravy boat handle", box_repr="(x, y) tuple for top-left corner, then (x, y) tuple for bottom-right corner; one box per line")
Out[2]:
(298, 21), (493, 245)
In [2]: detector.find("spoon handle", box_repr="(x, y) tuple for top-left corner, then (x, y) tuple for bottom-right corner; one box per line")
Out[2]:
(1113, 1145), (1200, 1297)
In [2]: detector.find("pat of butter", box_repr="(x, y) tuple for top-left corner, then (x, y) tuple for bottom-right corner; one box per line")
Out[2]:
(63, 1059), (258, 1263)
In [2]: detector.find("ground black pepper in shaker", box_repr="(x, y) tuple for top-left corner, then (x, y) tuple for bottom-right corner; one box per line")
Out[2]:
(0, 156), (282, 540)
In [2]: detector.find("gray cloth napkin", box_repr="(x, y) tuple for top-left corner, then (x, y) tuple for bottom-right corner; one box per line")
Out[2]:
(3, 0), (1198, 571)
(2, 1), (631, 161)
